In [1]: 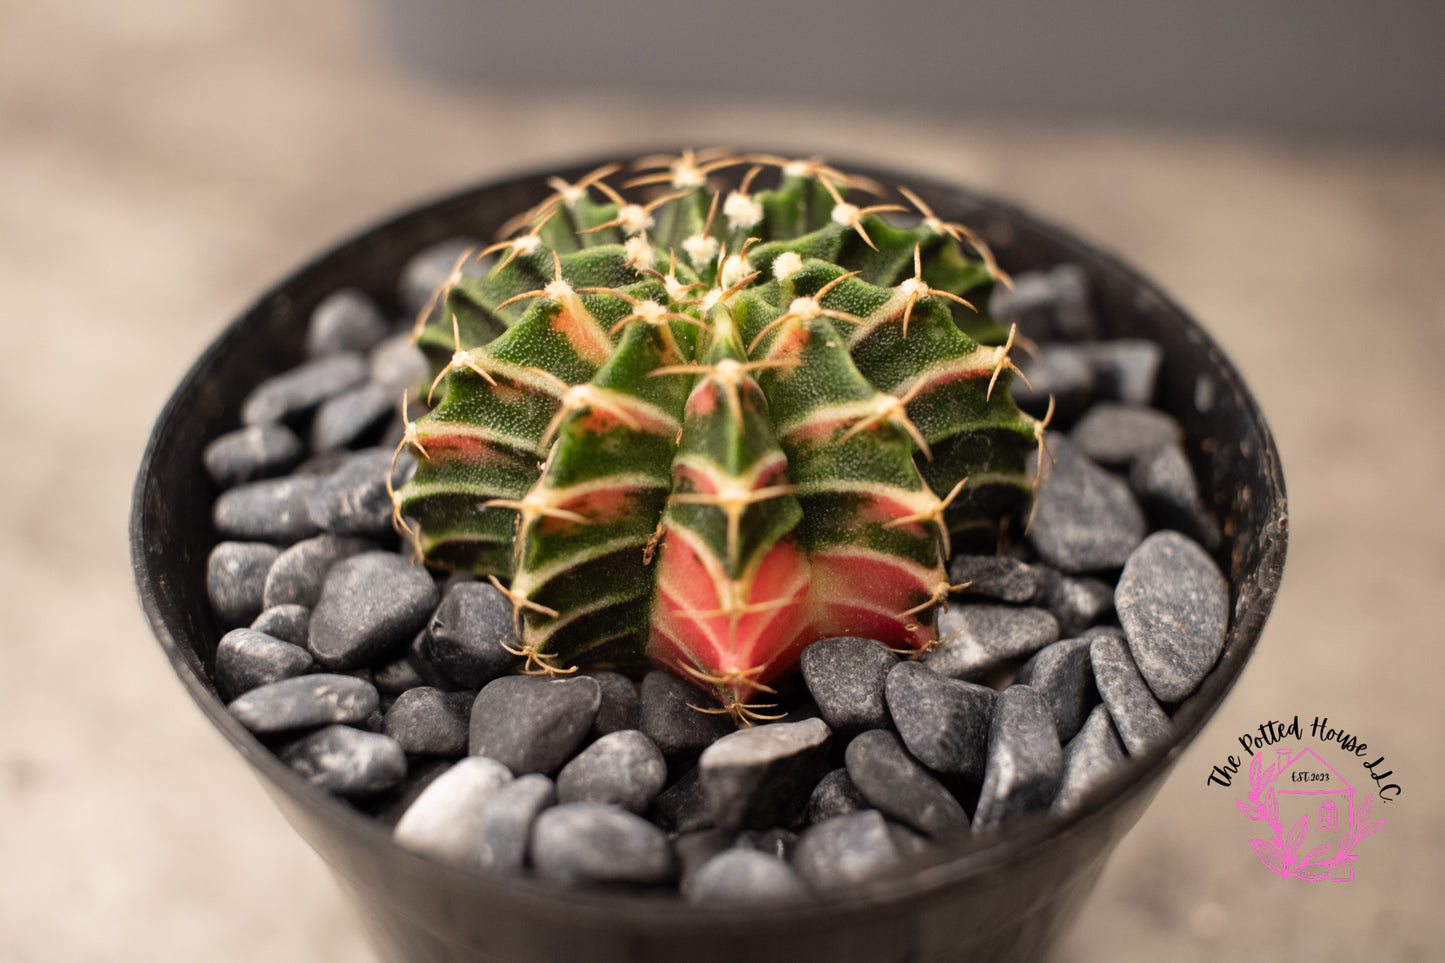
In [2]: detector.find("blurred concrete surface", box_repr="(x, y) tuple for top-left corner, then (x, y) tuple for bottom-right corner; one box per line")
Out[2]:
(0, 1), (1442, 961)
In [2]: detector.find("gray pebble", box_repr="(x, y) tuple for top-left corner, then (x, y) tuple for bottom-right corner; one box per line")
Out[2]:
(973, 685), (1063, 833)
(845, 729), (969, 839)
(1027, 435), (1146, 572)
(398, 237), (486, 315)
(1129, 443), (1222, 550)
(736, 827), (798, 862)
(1078, 340), (1163, 406)
(1089, 628), (1171, 755)
(651, 766), (712, 833)
(885, 661), (994, 780)
(308, 551), (440, 670)
(1017, 637), (1097, 743)
(990, 264), (1096, 342)
(675, 829), (739, 886)
(203, 423), (304, 488)
(887, 821), (931, 859)
(369, 333), (430, 392)
(227, 672), (379, 734)
(1116, 531), (1228, 703)
(947, 554), (1047, 604)
(249, 604), (311, 647)
(800, 636), (898, 731)
(588, 672), (641, 737)
(311, 381), (397, 452)
(1070, 402), (1182, 467)
(373, 651), (427, 695)
(207, 541), (280, 626)
(306, 448), (407, 538)
(806, 768), (870, 823)
(639, 671), (733, 758)
(306, 288), (389, 357)
(684, 849), (808, 903)
(1053, 705), (1127, 815)
(213, 475), (325, 544)
(363, 758), (453, 829)
(263, 534), (374, 610)
(280, 725), (406, 796)
(792, 811), (900, 890)
(424, 581), (522, 688)
(557, 730), (667, 814)
(1043, 572), (1115, 637)
(926, 604), (1059, 681)
(700, 718), (832, 830)
(215, 627), (314, 700)
(469, 675), (601, 775)
(530, 803), (675, 886)
(393, 756), (512, 869)
(241, 353), (368, 426)
(477, 773), (556, 872)
(383, 687), (471, 757)
(1013, 345), (1096, 423)
(404, 629), (466, 691)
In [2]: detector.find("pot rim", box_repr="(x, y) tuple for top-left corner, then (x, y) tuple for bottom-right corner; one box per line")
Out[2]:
(130, 148), (1288, 922)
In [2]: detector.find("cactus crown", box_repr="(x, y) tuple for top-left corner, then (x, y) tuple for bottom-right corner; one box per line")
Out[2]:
(394, 150), (1046, 721)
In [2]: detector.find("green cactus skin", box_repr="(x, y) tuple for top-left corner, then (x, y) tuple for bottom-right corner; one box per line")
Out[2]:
(394, 151), (1045, 719)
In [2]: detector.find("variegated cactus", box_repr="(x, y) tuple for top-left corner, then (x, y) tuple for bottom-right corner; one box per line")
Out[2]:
(393, 151), (1047, 721)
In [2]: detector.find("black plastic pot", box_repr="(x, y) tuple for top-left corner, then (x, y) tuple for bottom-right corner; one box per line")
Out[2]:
(131, 155), (1287, 963)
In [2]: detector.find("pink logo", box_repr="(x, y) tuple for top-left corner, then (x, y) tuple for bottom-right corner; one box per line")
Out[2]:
(1236, 746), (1384, 881)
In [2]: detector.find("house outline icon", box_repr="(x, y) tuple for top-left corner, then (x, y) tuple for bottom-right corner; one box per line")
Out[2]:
(1272, 746), (1357, 882)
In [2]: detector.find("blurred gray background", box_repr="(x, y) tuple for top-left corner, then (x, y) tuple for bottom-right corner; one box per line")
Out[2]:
(1, 0), (1442, 961)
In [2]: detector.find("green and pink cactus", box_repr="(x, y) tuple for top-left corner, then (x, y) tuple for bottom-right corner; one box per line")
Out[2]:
(393, 151), (1047, 720)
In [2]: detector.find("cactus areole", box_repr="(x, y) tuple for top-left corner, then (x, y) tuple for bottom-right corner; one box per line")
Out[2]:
(394, 151), (1047, 721)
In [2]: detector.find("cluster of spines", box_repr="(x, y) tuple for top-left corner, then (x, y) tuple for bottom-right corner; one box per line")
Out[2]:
(393, 151), (1049, 720)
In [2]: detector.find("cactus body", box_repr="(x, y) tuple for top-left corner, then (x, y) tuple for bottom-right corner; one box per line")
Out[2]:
(396, 152), (1043, 717)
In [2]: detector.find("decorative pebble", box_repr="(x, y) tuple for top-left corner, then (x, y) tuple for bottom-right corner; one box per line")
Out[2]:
(305, 448), (405, 537)
(311, 381), (396, 452)
(736, 827), (798, 862)
(1026, 435), (1146, 572)
(1129, 443), (1222, 550)
(1089, 628), (1171, 755)
(306, 288), (389, 357)
(639, 671), (733, 758)
(1016, 637), (1097, 743)
(800, 637), (898, 731)
(404, 629), (465, 691)
(262, 534), (374, 610)
(207, 541), (280, 626)
(1013, 345), (1096, 423)
(369, 333), (429, 392)
(926, 604), (1059, 681)
(683, 849), (808, 903)
(792, 811), (900, 890)
(227, 672), (380, 734)
(947, 554), (1047, 604)
(990, 264), (1097, 342)
(1078, 340), (1163, 406)
(373, 651), (427, 695)
(972, 685), (1063, 833)
(652, 767), (712, 834)
(806, 768), (870, 823)
(241, 353), (368, 426)
(383, 687), (471, 757)
(469, 675), (601, 775)
(363, 758), (452, 829)
(675, 828), (741, 886)
(1069, 403), (1182, 466)
(530, 803), (675, 886)
(280, 725), (406, 796)
(588, 671), (641, 737)
(249, 604), (311, 647)
(887, 821), (931, 858)
(203, 423), (304, 488)
(1043, 573), (1115, 637)
(308, 551), (440, 670)
(215, 627), (315, 700)
(1053, 705), (1127, 815)
(699, 718), (832, 830)
(556, 730), (667, 814)
(393, 756), (513, 870)
(213, 475), (325, 544)
(398, 237), (487, 314)
(844, 729), (969, 838)
(1116, 530), (1228, 703)
(424, 581), (522, 688)
(884, 661), (995, 780)
(477, 773), (557, 872)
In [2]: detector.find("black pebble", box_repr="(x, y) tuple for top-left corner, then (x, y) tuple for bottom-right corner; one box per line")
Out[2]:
(469, 675), (602, 775)
(800, 637), (898, 732)
(207, 541), (280, 627)
(845, 729), (969, 839)
(424, 581), (522, 688)
(215, 627), (315, 700)
(308, 551), (440, 670)
(972, 685), (1063, 833)
(639, 671), (733, 759)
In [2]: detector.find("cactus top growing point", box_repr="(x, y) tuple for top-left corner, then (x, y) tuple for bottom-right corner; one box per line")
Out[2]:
(393, 151), (1048, 721)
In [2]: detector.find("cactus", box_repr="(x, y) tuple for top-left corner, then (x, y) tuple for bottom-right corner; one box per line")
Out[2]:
(393, 151), (1047, 720)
